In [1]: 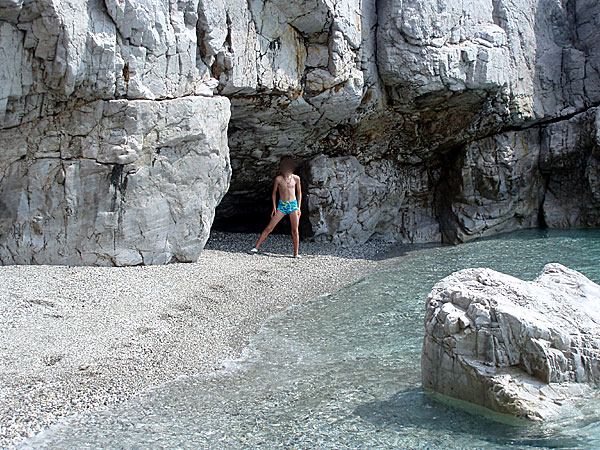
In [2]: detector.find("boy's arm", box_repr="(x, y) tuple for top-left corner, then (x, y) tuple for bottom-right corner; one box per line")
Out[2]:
(271, 177), (279, 216)
(296, 176), (302, 215)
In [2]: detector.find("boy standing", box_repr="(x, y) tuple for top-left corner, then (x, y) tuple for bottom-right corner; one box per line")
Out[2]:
(250, 157), (302, 258)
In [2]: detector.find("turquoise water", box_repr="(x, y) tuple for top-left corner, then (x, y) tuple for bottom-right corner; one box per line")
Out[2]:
(22, 229), (600, 450)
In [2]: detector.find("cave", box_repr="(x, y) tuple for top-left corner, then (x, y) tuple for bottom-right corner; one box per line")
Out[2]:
(212, 157), (314, 239)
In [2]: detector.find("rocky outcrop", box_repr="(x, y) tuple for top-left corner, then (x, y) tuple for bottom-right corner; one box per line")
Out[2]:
(0, 96), (230, 265)
(0, 0), (230, 265)
(436, 128), (545, 243)
(1, 0), (599, 264)
(541, 108), (600, 227)
(306, 154), (439, 244)
(206, 0), (381, 226)
(422, 263), (600, 420)
(437, 107), (600, 242)
(214, 0), (600, 245)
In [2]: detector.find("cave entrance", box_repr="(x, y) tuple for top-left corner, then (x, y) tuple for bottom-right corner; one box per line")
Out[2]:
(211, 167), (313, 239)
(212, 191), (290, 234)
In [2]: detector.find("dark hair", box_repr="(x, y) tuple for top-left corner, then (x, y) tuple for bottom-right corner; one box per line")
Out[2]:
(279, 157), (296, 173)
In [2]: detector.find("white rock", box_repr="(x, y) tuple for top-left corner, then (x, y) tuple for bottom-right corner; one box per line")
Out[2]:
(422, 263), (600, 420)
(306, 154), (440, 245)
(1, 0), (599, 262)
(0, 96), (231, 266)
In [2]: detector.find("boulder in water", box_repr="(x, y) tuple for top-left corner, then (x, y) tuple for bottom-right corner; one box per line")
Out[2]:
(422, 263), (600, 420)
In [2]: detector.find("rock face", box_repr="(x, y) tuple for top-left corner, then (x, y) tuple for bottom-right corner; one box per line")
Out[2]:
(0, 97), (230, 265)
(0, 0), (230, 265)
(422, 263), (600, 420)
(305, 154), (439, 244)
(1, 0), (600, 264)
(211, 0), (600, 244)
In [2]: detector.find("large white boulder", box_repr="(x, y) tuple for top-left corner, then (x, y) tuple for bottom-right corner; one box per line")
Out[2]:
(422, 263), (600, 420)
(0, 0), (229, 265)
(0, 96), (231, 266)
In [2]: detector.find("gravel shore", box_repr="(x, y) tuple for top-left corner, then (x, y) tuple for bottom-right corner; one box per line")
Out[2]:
(0, 232), (395, 448)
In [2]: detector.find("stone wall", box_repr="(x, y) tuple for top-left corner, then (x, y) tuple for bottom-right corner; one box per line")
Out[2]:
(1, 0), (599, 264)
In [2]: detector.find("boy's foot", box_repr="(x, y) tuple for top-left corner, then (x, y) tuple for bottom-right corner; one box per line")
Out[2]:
(294, 254), (301, 259)
(249, 248), (259, 254)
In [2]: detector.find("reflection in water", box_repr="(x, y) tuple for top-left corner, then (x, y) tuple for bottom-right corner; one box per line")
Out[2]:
(23, 229), (600, 450)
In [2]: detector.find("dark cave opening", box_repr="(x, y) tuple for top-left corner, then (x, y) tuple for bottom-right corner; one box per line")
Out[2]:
(212, 193), (285, 234)
(212, 178), (314, 239)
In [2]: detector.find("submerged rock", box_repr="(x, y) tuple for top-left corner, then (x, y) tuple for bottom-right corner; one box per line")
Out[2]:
(422, 263), (600, 420)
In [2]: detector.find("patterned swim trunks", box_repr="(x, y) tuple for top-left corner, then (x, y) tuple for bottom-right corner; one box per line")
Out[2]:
(277, 200), (299, 215)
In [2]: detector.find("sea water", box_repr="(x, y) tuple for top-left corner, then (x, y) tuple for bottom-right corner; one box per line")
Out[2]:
(22, 229), (600, 450)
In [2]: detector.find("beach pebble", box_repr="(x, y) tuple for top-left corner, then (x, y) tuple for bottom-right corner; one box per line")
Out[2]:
(0, 232), (394, 447)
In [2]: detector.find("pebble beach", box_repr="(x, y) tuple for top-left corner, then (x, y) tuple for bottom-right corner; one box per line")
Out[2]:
(0, 232), (395, 448)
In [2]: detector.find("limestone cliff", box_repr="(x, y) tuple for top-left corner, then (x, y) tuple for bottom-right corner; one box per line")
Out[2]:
(0, 0), (598, 264)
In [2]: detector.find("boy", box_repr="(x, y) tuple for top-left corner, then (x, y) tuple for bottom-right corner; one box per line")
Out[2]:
(250, 157), (302, 258)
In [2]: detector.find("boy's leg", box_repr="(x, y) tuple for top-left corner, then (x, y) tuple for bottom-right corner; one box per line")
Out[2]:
(255, 210), (285, 249)
(289, 210), (300, 256)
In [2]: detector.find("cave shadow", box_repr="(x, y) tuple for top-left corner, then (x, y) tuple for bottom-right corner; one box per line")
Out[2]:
(212, 159), (315, 239)
(353, 387), (584, 449)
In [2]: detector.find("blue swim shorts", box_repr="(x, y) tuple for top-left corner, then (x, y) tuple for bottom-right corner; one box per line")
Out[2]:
(277, 200), (299, 215)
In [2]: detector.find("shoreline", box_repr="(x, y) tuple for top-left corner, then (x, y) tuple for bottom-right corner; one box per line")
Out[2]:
(0, 232), (396, 448)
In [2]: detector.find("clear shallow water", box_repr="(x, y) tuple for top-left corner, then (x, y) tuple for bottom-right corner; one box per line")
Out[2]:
(23, 229), (600, 450)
